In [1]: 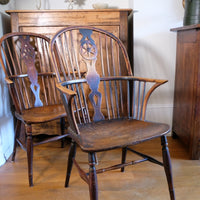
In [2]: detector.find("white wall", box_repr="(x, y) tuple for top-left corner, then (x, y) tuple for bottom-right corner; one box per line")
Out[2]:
(15, 0), (129, 10)
(132, 0), (184, 127)
(0, 1), (16, 166)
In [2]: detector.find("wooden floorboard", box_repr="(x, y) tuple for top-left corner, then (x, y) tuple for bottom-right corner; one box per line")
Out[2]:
(0, 137), (199, 200)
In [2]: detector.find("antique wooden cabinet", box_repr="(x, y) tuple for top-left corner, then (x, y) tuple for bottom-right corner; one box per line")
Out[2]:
(6, 9), (133, 67)
(171, 25), (200, 159)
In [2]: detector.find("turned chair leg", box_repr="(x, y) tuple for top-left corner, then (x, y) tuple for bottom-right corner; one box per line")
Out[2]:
(60, 117), (66, 148)
(12, 119), (21, 161)
(161, 136), (176, 200)
(88, 152), (98, 200)
(121, 147), (127, 172)
(26, 124), (33, 187)
(65, 141), (76, 187)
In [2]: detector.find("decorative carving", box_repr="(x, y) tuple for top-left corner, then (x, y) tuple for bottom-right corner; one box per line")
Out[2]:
(79, 29), (97, 60)
(79, 29), (104, 122)
(19, 36), (43, 107)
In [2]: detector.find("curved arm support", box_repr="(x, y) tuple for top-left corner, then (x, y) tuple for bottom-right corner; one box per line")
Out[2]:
(141, 80), (167, 121)
(56, 83), (77, 96)
(5, 77), (14, 84)
(56, 83), (80, 136)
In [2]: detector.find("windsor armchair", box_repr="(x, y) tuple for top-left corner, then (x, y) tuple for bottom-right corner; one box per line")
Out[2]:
(0, 32), (69, 186)
(50, 26), (175, 200)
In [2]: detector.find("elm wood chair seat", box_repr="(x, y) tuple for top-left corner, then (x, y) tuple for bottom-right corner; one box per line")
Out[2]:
(0, 32), (69, 187)
(69, 119), (169, 152)
(50, 26), (175, 200)
(15, 104), (66, 123)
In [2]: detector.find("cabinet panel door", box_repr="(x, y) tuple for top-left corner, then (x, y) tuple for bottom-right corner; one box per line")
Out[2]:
(20, 26), (119, 38)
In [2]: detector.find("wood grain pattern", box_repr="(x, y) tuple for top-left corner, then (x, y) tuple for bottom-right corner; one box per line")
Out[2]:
(77, 119), (169, 152)
(171, 25), (200, 159)
(17, 12), (120, 26)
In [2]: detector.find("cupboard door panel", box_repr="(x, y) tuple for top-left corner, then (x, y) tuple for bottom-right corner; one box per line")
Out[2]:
(20, 26), (119, 38)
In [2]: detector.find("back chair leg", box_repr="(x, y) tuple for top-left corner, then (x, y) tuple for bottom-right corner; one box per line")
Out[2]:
(161, 136), (176, 200)
(12, 119), (21, 161)
(65, 141), (76, 187)
(26, 124), (33, 187)
(26, 125), (33, 186)
(121, 147), (127, 172)
(88, 152), (98, 200)
(60, 117), (65, 148)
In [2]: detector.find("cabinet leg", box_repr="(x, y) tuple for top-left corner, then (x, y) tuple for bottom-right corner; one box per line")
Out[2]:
(172, 131), (178, 139)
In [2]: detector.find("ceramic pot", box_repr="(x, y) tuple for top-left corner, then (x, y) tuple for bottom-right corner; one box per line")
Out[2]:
(184, 0), (200, 25)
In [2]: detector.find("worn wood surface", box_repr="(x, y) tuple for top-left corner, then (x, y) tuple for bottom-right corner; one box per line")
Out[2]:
(77, 119), (169, 152)
(171, 26), (200, 159)
(0, 137), (199, 200)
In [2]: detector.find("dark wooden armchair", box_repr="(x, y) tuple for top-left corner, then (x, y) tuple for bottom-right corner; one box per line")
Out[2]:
(0, 32), (69, 186)
(50, 26), (175, 200)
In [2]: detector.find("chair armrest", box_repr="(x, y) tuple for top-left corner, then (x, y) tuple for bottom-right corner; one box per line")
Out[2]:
(56, 83), (77, 96)
(100, 76), (168, 85)
(5, 77), (13, 84)
(127, 76), (168, 84)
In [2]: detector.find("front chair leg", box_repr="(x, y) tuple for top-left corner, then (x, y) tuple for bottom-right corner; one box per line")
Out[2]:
(161, 136), (176, 200)
(88, 152), (98, 200)
(60, 117), (65, 148)
(26, 124), (33, 187)
(121, 147), (127, 172)
(65, 141), (76, 187)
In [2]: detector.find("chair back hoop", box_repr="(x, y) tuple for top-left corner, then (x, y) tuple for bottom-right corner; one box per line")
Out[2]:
(50, 26), (133, 82)
(0, 32), (62, 112)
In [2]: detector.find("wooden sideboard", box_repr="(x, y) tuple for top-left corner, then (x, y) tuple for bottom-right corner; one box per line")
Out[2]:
(171, 25), (200, 159)
(6, 9), (133, 68)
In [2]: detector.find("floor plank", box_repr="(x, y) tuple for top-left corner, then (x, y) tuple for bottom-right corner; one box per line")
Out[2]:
(0, 137), (199, 200)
